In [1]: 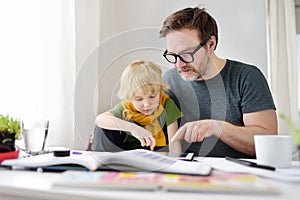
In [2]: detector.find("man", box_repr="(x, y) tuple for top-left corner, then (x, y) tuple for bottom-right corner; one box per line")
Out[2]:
(160, 7), (277, 158)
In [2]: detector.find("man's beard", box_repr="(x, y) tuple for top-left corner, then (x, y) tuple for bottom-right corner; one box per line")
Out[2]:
(177, 66), (203, 81)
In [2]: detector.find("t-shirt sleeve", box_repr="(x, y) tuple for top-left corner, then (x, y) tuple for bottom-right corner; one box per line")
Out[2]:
(164, 97), (183, 126)
(240, 67), (276, 113)
(108, 103), (124, 119)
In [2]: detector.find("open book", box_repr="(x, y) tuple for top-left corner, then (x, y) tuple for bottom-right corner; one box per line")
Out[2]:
(53, 170), (278, 194)
(1, 149), (212, 176)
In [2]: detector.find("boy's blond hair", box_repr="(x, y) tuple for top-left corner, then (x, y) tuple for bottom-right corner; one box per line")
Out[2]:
(117, 60), (169, 100)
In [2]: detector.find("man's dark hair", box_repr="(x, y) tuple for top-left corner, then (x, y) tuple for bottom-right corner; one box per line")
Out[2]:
(159, 7), (218, 49)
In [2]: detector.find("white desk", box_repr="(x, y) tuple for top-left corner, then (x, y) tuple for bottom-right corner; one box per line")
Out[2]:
(0, 160), (299, 200)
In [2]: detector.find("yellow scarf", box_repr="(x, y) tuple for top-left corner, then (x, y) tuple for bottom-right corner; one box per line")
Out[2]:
(121, 93), (169, 146)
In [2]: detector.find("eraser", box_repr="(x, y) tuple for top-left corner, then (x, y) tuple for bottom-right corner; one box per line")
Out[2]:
(53, 149), (70, 157)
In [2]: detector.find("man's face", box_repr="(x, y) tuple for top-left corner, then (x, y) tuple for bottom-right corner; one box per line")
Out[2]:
(165, 29), (209, 81)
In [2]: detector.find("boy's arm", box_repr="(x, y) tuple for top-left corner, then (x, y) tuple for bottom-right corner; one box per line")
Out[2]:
(95, 112), (156, 150)
(167, 120), (182, 153)
(95, 111), (131, 131)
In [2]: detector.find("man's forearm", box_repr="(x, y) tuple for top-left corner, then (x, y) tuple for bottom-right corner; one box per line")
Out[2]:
(218, 121), (277, 156)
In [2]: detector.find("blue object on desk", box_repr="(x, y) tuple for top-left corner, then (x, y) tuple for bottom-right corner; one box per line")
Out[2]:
(225, 156), (276, 171)
(72, 151), (82, 155)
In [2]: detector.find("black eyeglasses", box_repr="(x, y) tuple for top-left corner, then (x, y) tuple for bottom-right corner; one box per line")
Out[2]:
(163, 41), (206, 64)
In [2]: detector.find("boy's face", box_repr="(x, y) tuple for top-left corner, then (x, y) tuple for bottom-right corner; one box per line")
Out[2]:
(130, 88), (160, 115)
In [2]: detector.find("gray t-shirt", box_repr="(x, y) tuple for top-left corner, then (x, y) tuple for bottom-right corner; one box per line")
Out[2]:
(163, 59), (276, 158)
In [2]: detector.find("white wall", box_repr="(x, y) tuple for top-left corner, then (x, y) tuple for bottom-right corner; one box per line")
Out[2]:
(74, 0), (268, 149)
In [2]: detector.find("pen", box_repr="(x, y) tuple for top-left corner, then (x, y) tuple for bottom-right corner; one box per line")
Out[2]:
(225, 156), (276, 171)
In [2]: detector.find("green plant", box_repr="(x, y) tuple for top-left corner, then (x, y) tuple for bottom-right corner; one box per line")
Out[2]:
(279, 111), (300, 145)
(0, 114), (21, 140)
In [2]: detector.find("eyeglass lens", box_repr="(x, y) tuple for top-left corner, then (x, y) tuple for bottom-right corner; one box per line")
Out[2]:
(163, 41), (206, 64)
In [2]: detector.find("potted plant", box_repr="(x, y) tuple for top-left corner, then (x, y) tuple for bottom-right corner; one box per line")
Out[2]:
(0, 114), (21, 153)
(279, 111), (300, 159)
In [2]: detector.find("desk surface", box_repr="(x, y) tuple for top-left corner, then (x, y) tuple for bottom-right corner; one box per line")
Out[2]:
(0, 159), (300, 200)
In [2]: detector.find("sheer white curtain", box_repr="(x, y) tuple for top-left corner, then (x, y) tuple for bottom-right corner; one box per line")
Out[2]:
(0, 0), (75, 148)
(266, 0), (299, 134)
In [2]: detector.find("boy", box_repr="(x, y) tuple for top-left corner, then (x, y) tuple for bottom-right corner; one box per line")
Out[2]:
(94, 60), (182, 153)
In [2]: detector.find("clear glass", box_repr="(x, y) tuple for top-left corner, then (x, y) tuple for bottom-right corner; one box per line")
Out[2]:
(21, 120), (49, 153)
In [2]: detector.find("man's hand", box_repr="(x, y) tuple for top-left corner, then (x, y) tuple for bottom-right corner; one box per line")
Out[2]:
(171, 120), (224, 143)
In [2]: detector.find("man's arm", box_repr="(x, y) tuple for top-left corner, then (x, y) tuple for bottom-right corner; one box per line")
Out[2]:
(171, 109), (277, 156)
(218, 109), (277, 155)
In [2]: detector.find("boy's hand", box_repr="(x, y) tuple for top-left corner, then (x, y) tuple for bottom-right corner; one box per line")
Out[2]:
(130, 126), (156, 151)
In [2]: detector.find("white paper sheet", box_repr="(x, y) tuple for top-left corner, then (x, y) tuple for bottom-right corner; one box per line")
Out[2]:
(196, 157), (300, 183)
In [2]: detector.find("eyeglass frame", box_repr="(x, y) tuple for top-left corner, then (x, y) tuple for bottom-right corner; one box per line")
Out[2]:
(163, 40), (207, 64)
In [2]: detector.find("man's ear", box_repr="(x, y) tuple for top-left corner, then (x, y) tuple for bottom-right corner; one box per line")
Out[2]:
(206, 35), (217, 52)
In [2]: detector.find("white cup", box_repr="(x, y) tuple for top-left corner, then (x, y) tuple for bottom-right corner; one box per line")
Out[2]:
(254, 135), (293, 168)
(22, 120), (49, 152)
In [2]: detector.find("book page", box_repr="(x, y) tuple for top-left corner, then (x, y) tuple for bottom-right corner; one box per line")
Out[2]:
(103, 149), (212, 175)
(1, 149), (211, 175)
(1, 151), (112, 171)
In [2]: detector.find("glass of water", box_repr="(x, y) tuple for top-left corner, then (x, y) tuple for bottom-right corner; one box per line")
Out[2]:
(22, 120), (49, 153)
